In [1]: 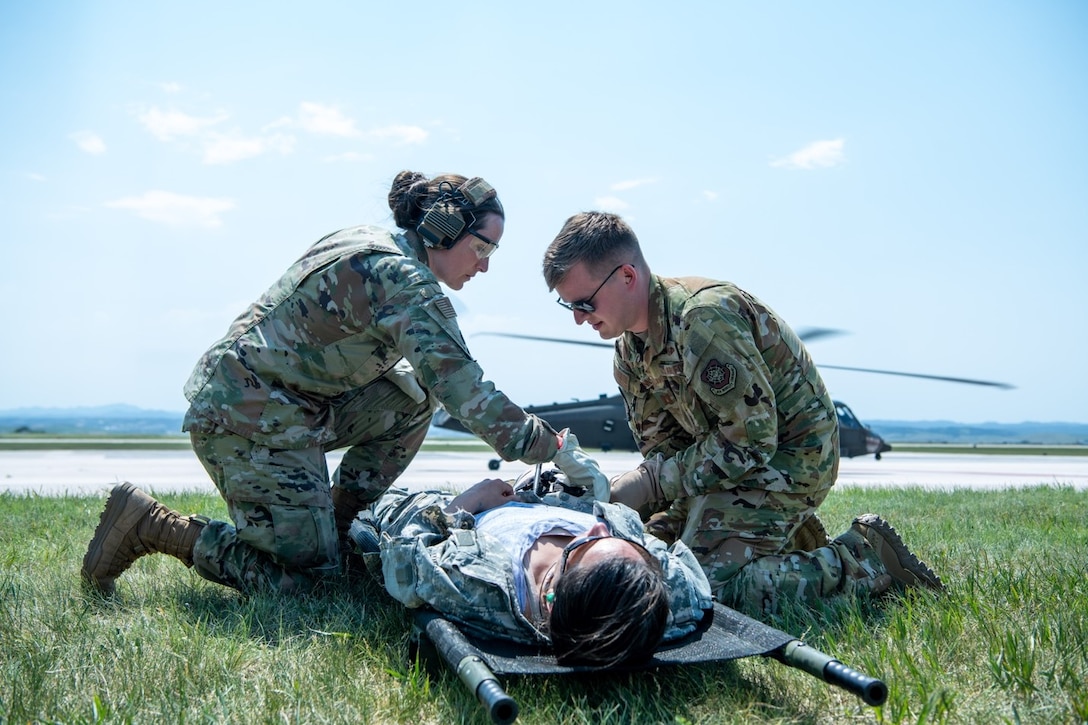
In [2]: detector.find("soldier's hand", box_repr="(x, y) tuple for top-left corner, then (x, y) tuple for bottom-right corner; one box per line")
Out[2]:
(384, 358), (428, 404)
(609, 457), (665, 517)
(444, 479), (514, 514)
(552, 430), (611, 501)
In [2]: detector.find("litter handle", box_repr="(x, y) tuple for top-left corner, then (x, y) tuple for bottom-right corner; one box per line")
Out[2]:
(419, 612), (519, 724)
(774, 640), (888, 706)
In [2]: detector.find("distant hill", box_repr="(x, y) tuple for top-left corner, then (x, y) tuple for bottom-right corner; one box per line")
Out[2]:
(0, 405), (186, 436)
(866, 419), (1088, 445)
(1, 406), (1086, 445)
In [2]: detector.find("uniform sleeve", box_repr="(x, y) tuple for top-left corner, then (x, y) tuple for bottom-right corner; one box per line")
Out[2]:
(371, 270), (558, 464)
(372, 491), (459, 608)
(659, 537), (714, 640)
(374, 490), (544, 645)
(655, 305), (787, 501)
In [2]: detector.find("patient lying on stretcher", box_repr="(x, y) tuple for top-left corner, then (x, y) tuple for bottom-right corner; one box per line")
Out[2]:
(349, 436), (712, 668)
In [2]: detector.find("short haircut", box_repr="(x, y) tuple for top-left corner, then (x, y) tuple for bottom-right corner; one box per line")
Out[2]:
(542, 211), (645, 291)
(548, 553), (669, 667)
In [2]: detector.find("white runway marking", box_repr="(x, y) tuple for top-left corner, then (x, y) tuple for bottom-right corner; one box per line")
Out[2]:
(1, 449), (1085, 497)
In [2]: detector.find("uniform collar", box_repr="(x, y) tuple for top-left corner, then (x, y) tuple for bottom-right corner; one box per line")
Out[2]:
(622, 274), (669, 358)
(645, 275), (670, 352)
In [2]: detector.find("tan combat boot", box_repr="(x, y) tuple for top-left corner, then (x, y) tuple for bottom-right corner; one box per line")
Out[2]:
(834, 513), (945, 594)
(82, 482), (208, 595)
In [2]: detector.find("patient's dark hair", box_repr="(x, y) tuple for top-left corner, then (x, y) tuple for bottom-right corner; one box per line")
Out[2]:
(548, 554), (668, 667)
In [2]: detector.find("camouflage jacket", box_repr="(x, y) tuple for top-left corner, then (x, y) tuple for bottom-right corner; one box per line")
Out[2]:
(372, 488), (713, 646)
(183, 225), (557, 462)
(615, 275), (839, 501)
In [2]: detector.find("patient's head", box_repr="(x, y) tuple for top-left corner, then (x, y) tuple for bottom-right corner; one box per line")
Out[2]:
(543, 531), (669, 667)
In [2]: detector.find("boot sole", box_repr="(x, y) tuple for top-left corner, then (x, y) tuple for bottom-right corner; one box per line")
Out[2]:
(854, 514), (945, 592)
(81, 482), (151, 594)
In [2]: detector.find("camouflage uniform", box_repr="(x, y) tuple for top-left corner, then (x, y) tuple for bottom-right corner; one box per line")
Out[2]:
(181, 225), (559, 593)
(616, 275), (851, 615)
(369, 487), (712, 646)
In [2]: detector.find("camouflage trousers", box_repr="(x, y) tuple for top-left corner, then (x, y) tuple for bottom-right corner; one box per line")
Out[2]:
(185, 378), (432, 594)
(649, 485), (887, 616)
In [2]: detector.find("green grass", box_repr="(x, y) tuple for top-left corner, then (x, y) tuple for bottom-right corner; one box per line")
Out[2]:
(890, 444), (1088, 457)
(3, 435), (1086, 456)
(0, 435), (495, 453)
(2, 485), (1086, 724)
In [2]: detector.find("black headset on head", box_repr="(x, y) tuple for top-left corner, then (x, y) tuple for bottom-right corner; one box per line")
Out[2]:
(416, 177), (498, 249)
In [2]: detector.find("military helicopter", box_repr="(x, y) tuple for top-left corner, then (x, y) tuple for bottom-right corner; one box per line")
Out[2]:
(834, 400), (892, 460)
(432, 329), (1013, 462)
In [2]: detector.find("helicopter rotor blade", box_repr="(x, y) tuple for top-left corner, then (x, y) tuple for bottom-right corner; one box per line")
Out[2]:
(481, 329), (845, 346)
(478, 332), (1014, 389)
(476, 332), (614, 349)
(794, 327), (848, 343)
(817, 364), (1014, 389)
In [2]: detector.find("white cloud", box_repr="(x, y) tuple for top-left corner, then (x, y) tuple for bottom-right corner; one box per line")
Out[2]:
(137, 106), (229, 141)
(135, 99), (424, 165)
(105, 190), (236, 228)
(70, 130), (106, 155)
(267, 103), (363, 138)
(611, 177), (657, 191)
(202, 132), (295, 165)
(159, 82), (182, 93)
(594, 196), (630, 212)
(133, 103), (296, 164)
(264, 115), (295, 131)
(298, 102), (360, 137)
(322, 151), (375, 163)
(27, 173), (47, 182)
(701, 190), (719, 202)
(368, 124), (428, 145)
(772, 138), (846, 170)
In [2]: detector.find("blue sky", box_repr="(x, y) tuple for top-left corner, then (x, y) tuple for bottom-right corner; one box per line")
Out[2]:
(2, 1), (1085, 423)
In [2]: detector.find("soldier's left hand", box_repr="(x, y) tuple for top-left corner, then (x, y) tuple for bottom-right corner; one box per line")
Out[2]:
(444, 478), (514, 514)
(384, 358), (428, 404)
(552, 430), (610, 501)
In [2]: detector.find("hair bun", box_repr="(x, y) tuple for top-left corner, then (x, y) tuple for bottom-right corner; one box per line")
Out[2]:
(388, 170), (429, 227)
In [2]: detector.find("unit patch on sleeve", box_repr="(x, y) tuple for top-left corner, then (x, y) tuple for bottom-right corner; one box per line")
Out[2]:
(701, 359), (737, 396)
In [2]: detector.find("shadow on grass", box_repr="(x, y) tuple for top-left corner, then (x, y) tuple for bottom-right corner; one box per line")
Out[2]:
(165, 569), (409, 642)
(446, 657), (835, 724)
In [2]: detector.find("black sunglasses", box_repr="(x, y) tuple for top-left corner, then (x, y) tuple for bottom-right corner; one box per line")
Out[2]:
(539, 533), (654, 608)
(555, 264), (624, 313)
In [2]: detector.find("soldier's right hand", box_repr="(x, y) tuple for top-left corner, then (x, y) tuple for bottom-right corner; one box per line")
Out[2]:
(609, 456), (665, 517)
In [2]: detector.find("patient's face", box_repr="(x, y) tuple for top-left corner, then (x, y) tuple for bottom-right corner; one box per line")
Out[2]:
(542, 521), (654, 601)
(564, 522), (648, 571)
(533, 521), (657, 626)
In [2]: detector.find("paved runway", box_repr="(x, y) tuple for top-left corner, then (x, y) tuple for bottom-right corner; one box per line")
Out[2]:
(2, 448), (1085, 497)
